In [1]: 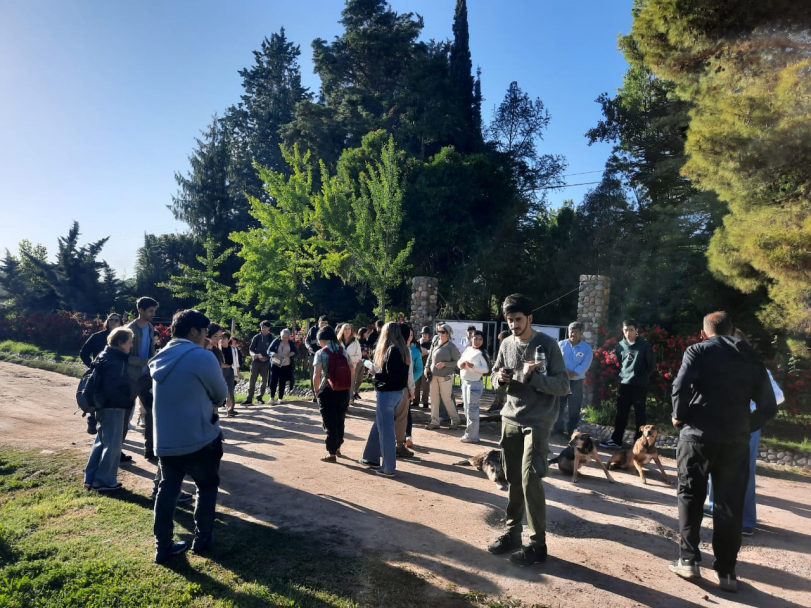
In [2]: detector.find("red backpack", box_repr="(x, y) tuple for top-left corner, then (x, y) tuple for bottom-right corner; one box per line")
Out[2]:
(325, 345), (352, 391)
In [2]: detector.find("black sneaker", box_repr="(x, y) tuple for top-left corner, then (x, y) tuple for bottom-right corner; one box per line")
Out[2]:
(256, 396), (265, 404)
(240, 399), (253, 405)
(154, 541), (188, 564)
(669, 558), (701, 579)
(714, 570), (737, 592)
(120, 453), (133, 463)
(510, 543), (547, 566)
(191, 532), (214, 554)
(599, 439), (621, 449)
(487, 530), (522, 555)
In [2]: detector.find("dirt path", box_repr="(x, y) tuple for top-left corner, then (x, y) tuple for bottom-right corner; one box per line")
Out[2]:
(2, 360), (810, 607)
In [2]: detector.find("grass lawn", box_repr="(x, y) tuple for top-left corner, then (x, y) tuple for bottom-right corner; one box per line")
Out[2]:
(0, 447), (491, 608)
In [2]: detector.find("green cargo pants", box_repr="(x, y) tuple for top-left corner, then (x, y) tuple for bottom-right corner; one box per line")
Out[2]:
(501, 422), (550, 547)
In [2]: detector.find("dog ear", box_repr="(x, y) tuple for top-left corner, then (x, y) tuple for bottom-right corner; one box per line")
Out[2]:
(639, 425), (645, 431)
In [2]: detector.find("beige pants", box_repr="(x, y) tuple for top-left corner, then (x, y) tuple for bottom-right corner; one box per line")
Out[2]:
(394, 388), (410, 447)
(430, 375), (459, 425)
(353, 360), (365, 396)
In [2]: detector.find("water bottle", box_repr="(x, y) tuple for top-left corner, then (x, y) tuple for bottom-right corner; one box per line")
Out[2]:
(534, 346), (547, 375)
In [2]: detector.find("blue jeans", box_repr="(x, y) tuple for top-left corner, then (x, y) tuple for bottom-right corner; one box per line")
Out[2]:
(361, 390), (401, 474)
(707, 429), (761, 529)
(84, 408), (125, 488)
(553, 379), (584, 434)
(154, 437), (223, 550)
(462, 379), (483, 441)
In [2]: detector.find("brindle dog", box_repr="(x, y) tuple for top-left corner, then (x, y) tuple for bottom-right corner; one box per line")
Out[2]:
(608, 425), (672, 485)
(549, 430), (615, 483)
(452, 449), (507, 490)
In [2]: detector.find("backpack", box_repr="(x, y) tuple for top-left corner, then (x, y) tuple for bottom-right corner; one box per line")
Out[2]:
(76, 360), (106, 416)
(325, 345), (352, 391)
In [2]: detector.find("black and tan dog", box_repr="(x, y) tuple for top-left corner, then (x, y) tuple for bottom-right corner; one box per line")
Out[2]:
(549, 430), (615, 483)
(453, 449), (507, 490)
(608, 425), (672, 485)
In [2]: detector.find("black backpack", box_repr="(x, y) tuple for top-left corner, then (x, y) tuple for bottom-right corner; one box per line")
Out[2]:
(76, 360), (106, 416)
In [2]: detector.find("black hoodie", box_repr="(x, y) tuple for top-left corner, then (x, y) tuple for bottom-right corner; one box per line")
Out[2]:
(95, 346), (133, 409)
(671, 335), (777, 441)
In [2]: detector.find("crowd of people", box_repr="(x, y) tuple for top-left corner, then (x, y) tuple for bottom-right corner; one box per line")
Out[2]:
(77, 294), (779, 592)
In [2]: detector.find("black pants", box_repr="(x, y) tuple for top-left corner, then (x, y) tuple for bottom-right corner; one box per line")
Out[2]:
(154, 437), (223, 550)
(610, 383), (647, 445)
(677, 438), (749, 574)
(269, 364), (294, 399)
(318, 387), (350, 454)
(124, 374), (154, 454)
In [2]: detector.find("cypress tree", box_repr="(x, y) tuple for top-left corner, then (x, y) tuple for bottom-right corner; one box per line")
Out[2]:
(449, 0), (478, 151)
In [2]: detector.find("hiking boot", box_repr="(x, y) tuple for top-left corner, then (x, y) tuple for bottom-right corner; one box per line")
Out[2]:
(669, 558), (701, 579)
(424, 422), (440, 430)
(396, 447), (414, 458)
(714, 571), (737, 592)
(191, 533), (214, 554)
(154, 541), (188, 564)
(487, 530), (522, 555)
(599, 439), (621, 449)
(510, 543), (547, 566)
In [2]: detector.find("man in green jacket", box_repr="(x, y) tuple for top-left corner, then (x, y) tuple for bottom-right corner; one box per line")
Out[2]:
(487, 294), (570, 565)
(600, 318), (654, 449)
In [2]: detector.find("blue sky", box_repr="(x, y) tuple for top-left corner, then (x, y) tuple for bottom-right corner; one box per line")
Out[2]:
(0, 0), (633, 277)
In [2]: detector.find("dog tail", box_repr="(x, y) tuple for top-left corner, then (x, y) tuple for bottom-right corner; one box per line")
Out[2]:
(452, 458), (472, 466)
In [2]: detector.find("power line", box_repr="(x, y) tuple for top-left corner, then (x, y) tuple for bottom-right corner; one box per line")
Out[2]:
(539, 180), (602, 190)
(531, 286), (580, 313)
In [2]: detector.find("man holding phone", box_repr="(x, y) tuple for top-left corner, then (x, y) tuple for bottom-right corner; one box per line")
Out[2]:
(487, 294), (570, 566)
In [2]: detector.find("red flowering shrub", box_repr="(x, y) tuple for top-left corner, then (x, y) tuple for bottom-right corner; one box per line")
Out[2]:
(587, 325), (811, 421)
(0, 311), (103, 352)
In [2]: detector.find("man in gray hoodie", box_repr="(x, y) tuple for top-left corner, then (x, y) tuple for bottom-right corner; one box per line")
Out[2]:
(149, 309), (228, 564)
(488, 294), (570, 566)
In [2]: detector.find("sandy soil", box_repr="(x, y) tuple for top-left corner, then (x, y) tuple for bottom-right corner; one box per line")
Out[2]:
(1, 360), (810, 607)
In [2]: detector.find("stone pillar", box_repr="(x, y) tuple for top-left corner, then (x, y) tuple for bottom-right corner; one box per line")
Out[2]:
(577, 275), (610, 409)
(409, 277), (438, 331)
(577, 275), (611, 349)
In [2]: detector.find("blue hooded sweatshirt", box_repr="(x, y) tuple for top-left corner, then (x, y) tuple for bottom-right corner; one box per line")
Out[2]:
(148, 338), (227, 457)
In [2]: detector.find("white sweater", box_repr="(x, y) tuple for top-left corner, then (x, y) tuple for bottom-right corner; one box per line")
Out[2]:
(458, 348), (490, 382)
(343, 339), (362, 365)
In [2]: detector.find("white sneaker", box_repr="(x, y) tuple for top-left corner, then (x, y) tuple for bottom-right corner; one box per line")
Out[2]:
(460, 436), (479, 443)
(269, 398), (276, 405)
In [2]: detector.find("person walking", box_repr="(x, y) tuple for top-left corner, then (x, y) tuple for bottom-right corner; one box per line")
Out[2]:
(150, 309), (228, 564)
(599, 319), (654, 449)
(393, 323), (417, 458)
(669, 313), (777, 592)
(268, 329), (297, 404)
(552, 322), (594, 436)
(83, 327), (134, 492)
(424, 324), (461, 430)
(312, 326), (352, 463)
(243, 321), (273, 405)
(458, 330), (491, 443)
(79, 313), (123, 435)
(404, 327), (424, 448)
(413, 326), (431, 408)
(359, 322), (411, 478)
(338, 324), (363, 405)
(705, 329), (785, 537)
(353, 327), (371, 401)
(306, 316), (329, 402)
(125, 296), (159, 460)
(487, 294), (570, 565)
